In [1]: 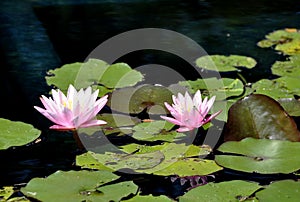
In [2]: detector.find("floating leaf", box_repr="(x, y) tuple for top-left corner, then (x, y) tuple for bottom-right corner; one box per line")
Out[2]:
(224, 94), (300, 141)
(97, 113), (140, 135)
(120, 143), (212, 158)
(0, 118), (41, 150)
(46, 58), (143, 96)
(215, 138), (300, 174)
(21, 170), (119, 202)
(256, 180), (300, 201)
(108, 84), (173, 114)
(257, 28), (300, 55)
(76, 152), (114, 171)
(271, 55), (300, 77)
(179, 180), (261, 202)
(0, 186), (14, 201)
(153, 158), (222, 177)
(132, 120), (184, 142)
(123, 194), (175, 202)
(252, 78), (300, 99)
(98, 114), (139, 128)
(179, 78), (244, 100)
(196, 55), (256, 72)
(90, 143), (220, 176)
(91, 150), (165, 171)
(96, 181), (138, 201)
(278, 98), (300, 116)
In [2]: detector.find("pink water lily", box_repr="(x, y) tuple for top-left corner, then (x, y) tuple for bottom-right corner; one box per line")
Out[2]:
(34, 84), (108, 130)
(161, 90), (221, 132)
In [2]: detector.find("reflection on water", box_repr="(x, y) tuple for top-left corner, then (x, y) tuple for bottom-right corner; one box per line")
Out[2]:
(0, 0), (300, 191)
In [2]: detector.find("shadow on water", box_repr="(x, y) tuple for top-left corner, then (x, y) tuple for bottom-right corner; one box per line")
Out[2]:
(0, 0), (300, 196)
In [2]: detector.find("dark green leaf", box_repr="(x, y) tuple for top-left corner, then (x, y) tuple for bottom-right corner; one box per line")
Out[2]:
(224, 94), (300, 141)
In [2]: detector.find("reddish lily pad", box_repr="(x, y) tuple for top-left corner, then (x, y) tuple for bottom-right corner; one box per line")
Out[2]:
(224, 94), (300, 141)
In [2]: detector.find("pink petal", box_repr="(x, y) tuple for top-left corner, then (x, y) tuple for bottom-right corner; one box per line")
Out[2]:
(80, 119), (107, 128)
(160, 116), (182, 125)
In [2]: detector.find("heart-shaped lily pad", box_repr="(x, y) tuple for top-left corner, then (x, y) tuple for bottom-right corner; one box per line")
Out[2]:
(252, 78), (300, 99)
(257, 28), (300, 55)
(21, 170), (120, 202)
(256, 180), (300, 201)
(108, 84), (173, 114)
(224, 94), (300, 141)
(84, 142), (221, 177)
(179, 180), (261, 202)
(271, 55), (300, 77)
(215, 138), (300, 174)
(0, 118), (41, 150)
(46, 58), (143, 96)
(196, 55), (257, 72)
(179, 78), (244, 100)
(96, 181), (138, 202)
(0, 186), (14, 201)
(132, 120), (185, 142)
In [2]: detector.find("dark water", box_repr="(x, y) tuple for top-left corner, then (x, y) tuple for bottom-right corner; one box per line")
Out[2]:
(34, 0), (300, 81)
(1, 0), (300, 196)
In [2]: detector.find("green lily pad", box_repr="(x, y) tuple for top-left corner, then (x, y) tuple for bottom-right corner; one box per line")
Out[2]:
(108, 84), (173, 114)
(76, 152), (114, 171)
(96, 181), (138, 202)
(0, 118), (41, 150)
(120, 143), (212, 157)
(215, 138), (300, 174)
(0, 186), (14, 201)
(89, 143), (221, 177)
(96, 113), (140, 135)
(132, 120), (185, 142)
(224, 94), (300, 141)
(46, 58), (143, 96)
(256, 180), (300, 201)
(196, 55), (257, 72)
(278, 98), (300, 116)
(252, 78), (300, 99)
(123, 194), (175, 202)
(179, 78), (244, 100)
(21, 170), (120, 202)
(271, 55), (300, 77)
(179, 180), (261, 202)
(98, 114), (140, 128)
(92, 150), (165, 171)
(153, 158), (222, 177)
(257, 28), (300, 55)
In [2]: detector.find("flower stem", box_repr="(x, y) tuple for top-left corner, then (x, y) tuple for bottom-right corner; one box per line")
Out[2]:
(72, 130), (85, 151)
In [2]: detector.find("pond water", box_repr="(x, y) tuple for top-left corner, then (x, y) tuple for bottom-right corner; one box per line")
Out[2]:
(1, 0), (300, 196)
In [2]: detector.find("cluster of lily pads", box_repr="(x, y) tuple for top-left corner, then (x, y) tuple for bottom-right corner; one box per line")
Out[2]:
(1, 28), (300, 201)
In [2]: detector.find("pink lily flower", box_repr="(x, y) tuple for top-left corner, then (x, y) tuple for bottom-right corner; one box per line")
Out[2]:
(34, 84), (108, 130)
(161, 90), (221, 132)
